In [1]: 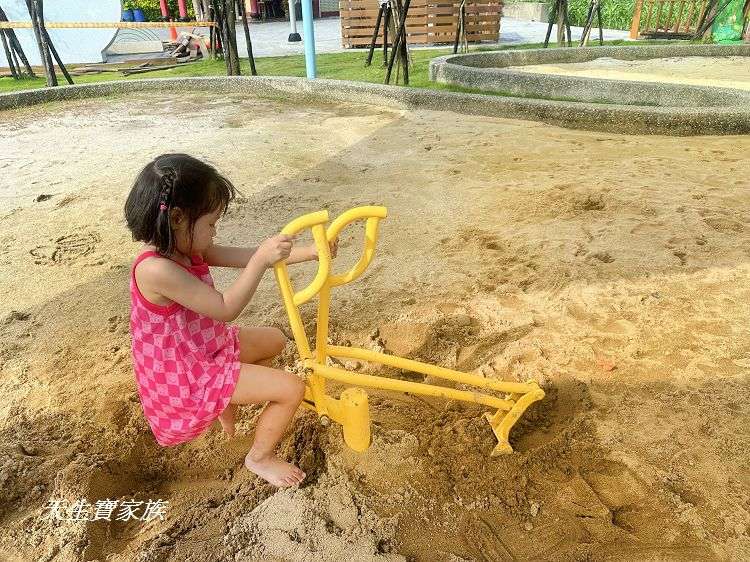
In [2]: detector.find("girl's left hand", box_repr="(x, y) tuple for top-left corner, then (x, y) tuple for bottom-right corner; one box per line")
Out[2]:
(329, 237), (339, 258)
(311, 237), (338, 260)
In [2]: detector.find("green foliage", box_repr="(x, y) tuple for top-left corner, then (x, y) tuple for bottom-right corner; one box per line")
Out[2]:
(566, 0), (635, 30)
(509, 0), (635, 30)
(121, 0), (196, 21)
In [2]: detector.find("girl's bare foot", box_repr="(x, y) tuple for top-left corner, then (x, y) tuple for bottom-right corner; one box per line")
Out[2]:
(218, 404), (238, 437)
(245, 449), (306, 487)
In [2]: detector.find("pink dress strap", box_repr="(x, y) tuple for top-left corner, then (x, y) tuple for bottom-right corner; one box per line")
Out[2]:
(131, 250), (185, 314)
(132, 250), (195, 273)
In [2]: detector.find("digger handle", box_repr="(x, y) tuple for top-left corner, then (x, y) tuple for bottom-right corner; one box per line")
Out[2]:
(276, 210), (331, 306)
(280, 210), (329, 237)
(325, 205), (387, 288)
(275, 206), (388, 305)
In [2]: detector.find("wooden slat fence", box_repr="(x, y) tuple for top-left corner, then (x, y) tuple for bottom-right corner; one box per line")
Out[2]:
(340, 0), (502, 48)
(629, 0), (710, 38)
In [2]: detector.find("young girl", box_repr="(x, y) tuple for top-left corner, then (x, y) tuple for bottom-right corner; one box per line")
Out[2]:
(124, 153), (335, 488)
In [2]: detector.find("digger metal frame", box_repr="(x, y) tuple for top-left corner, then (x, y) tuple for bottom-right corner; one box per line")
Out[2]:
(273, 205), (545, 456)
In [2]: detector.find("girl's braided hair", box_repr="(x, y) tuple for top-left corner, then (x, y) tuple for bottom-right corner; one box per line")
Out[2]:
(124, 154), (237, 256)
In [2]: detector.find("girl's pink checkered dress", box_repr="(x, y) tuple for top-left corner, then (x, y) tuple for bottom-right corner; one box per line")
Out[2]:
(129, 250), (241, 446)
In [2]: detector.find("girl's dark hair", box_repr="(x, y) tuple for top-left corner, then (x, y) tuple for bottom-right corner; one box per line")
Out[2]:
(124, 153), (237, 256)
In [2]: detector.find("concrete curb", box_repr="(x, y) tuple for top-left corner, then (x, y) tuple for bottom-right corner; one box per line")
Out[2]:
(429, 44), (750, 133)
(1, 72), (749, 136)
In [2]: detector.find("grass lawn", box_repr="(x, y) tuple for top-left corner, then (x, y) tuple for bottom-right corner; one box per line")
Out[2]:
(0, 39), (672, 95)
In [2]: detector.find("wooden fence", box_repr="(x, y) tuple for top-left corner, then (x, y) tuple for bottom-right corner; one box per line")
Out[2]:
(340, 0), (502, 48)
(629, 0), (709, 38)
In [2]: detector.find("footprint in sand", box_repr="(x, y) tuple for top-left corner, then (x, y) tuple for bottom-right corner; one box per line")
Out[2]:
(3, 310), (31, 326)
(30, 232), (101, 265)
(107, 315), (124, 334)
(703, 216), (743, 234)
(573, 193), (606, 212)
(589, 251), (615, 264)
(673, 251), (688, 266)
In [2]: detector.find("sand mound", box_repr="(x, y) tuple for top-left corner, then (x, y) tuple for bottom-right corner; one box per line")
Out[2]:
(226, 466), (402, 561)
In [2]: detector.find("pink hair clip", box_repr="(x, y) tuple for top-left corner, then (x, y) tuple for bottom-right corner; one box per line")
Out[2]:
(159, 203), (168, 211)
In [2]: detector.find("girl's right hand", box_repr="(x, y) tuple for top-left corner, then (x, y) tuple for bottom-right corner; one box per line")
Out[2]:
(254, 234), (294, 268)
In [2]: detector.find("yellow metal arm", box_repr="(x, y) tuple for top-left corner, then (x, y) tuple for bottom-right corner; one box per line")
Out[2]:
(327, 345), (540, 395)
(279, 210), (332, 306)
(326, 206), (387, 287)
(305, 360), (516, 411)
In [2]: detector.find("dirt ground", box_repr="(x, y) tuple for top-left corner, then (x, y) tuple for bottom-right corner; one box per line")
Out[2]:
(509, 56), (750, 91)
(0, 92), (749, 561)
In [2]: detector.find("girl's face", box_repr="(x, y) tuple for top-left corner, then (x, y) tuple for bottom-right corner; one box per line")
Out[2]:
(172, 207), (222, 256)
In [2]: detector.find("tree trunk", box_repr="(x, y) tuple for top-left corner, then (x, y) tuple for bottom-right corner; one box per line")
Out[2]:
(26, 0), (57, 86)
(0, 7), (35, 77)
(224, 0), (240, 75)
(42, 26), (73, 85)
(1, 30), (19, 78)
(237, 0), (257, 75)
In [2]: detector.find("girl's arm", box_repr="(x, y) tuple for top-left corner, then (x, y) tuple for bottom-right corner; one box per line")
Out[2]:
(138, 235), (293, 322)
(205, 240), (336, 268)
(203, 245), (260, 268)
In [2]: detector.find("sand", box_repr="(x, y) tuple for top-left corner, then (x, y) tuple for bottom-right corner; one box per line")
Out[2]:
(507, 55), (750, 90)
(0, 91), (749, 561)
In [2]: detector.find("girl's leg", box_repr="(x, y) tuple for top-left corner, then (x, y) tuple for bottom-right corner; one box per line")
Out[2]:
(238, 326), (287, 366)
(218, 327), (288, 436)
(230, 362), (306, 487)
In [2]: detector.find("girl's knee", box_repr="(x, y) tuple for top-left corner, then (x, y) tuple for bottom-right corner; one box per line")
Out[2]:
(270, 327), (287, 355)
(288, 375), (306, 403)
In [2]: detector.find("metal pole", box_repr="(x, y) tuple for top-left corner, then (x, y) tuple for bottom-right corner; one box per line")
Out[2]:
(301, 0), (316, 78)
(177, 0), (189, 20)
(288, 0), (301, 41)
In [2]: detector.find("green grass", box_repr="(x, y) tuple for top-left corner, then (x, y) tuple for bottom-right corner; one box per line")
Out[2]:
(0, 39), (677, 95)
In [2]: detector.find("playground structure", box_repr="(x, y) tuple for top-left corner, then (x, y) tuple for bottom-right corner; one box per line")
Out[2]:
(0, 1), (262, 80)
(0, 0), (121, 67)
(272, 205), (545, 456)
(0, 0), (319, 79)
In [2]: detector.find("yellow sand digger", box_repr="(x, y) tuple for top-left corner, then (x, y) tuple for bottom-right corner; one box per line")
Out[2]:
(273, 206), (544, 456)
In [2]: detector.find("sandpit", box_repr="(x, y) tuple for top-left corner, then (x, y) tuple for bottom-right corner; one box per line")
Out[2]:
(429, 44), (750, 133)
(1, 90), (749, 561)
(508, 55), (750, 91)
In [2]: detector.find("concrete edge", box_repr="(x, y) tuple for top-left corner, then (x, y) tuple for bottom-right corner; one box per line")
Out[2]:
(429, 44), (750, 111)
(1, 75), (749, 136)
(432, 43), (750, 68)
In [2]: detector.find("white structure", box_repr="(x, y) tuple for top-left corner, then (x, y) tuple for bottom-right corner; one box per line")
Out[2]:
(1, 0), (120, 66)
